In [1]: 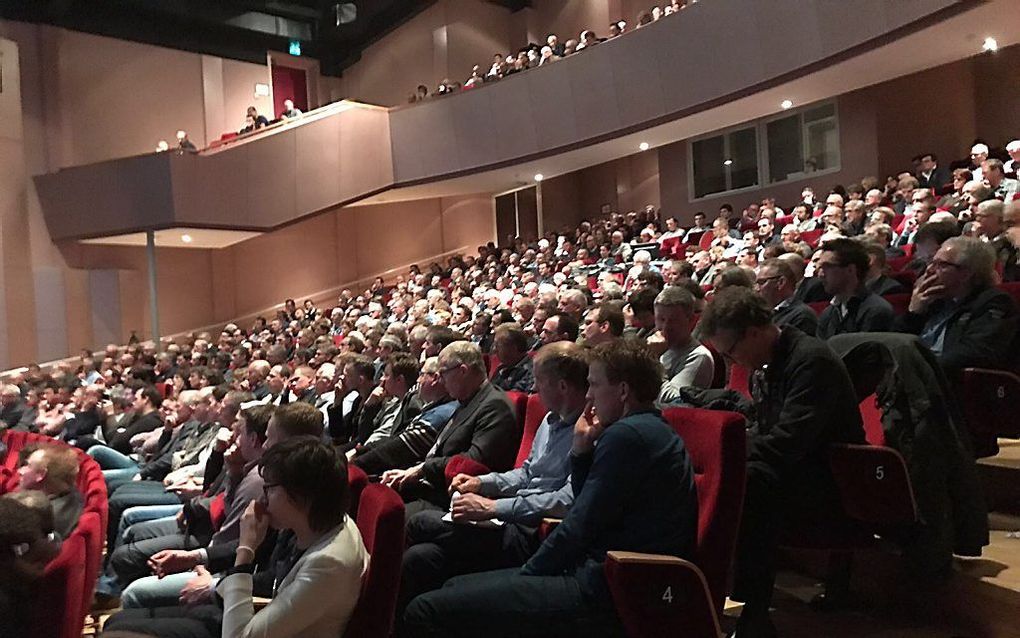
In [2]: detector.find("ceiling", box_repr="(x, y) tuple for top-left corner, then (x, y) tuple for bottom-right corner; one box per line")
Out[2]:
(0, 0), (435, 76)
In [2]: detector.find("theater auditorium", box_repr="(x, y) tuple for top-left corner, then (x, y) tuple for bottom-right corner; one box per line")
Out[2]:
(0, 0), (1019, 636)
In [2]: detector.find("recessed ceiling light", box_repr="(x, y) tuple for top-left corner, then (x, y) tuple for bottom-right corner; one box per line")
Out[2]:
(723, 159), (733, 166)
(534, 173), (544, 182)
(982, 37), (998, 52)
(181, 234), (193, 243)
(780, 99), (793, 109)
(639, 142), (650, 151)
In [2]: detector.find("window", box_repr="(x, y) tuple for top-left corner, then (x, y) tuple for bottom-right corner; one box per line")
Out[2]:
(766, 103), (839, 184)
(691, 126), (759, 199)
(689, 101), (840, 200)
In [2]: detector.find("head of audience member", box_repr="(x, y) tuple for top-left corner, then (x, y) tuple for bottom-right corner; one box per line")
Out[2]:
(0, 384), (21, 409)
(970, 143), (989, 168)
(557, 289), (588, 320)
(864, 223), (894, 248)
(493, 323), (530, 367)
(258, 438), (349, 543)
(974, 199), (1004, 239)
(815, 238), (869, 298)
(313, 363), (336, 397)
(914, 220), (962, 264)
(699, 287), (779, 371)
(754, 259), (798, 307)
(287, 365), (315, 400)
(417, 357), (449, 404)
(437, 342), (487, 402)
(533, 342), (589, 420)
(627, 286), (658, 332)
(0, 495), (61, 582)
(861, 241), (889, 282)
(713, 266), (755, 292)
(926, 236), (997, 301)
(541, 312), (579, 346)
(263, 402), (323, 450)
(582, 303), (624, 346)
(381, 353), (418, 400)
(654, 285), (698, 351)
(17, 444), (78, 498)
(234, 404), (273, 463)
(982, 159), (1008, 189)
(586, 340), (662, 427)
(132, 384), (162, 416)
(1005, 201), (1020, 249)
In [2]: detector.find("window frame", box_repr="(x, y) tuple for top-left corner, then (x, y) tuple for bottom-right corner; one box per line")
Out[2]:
(686, 122), (762, 201)
(687, 100), (841, 203)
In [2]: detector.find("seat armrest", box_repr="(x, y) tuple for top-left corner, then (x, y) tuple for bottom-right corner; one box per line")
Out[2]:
(253, 596), (271, 610)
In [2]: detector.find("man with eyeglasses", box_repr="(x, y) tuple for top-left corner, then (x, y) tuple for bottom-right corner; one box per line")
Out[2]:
(382, 341), (519, 514)
(815, 238), (894, 340)
(896, 236), (1018, 377)
(698, 287), (865, 638)
(756, 258), (817, 336)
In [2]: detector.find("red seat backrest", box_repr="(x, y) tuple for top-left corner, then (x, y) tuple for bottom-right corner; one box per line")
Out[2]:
(344, 484), (405, 638)
(209, 492), (227, 530)
(504, 390), (529, 437)
(1, 429), (29, 471)
(807, 301), (828, 316)
(347, 463), (369, 518)
(858, 394), (885, 446)
(77, 511), (103, 624)
(516, 393), (548, 468)
(487, 354), (502, 379)
(698, 232), (713, 251)
(800, 229), (823, 248)
(29, 531), (87, 638)
(661, 407), (747, 613)
(1000, 281), (1020, 308)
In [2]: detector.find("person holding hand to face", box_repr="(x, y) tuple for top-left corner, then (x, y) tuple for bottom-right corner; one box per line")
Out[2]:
(397, 342), (587, 620)
(402, 339), (699, 638)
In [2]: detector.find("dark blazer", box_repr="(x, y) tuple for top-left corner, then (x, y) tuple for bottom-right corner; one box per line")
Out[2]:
(773, 299), (818, 336)
(750, 327), (866, 488)
(107, 411), (163, 455)
(917, 165), (951, 193)
(894, 285), (1019, 375)
(0, 401), (26, 429)
(420, 381), (519, 488)
(816, 288), (894, 340)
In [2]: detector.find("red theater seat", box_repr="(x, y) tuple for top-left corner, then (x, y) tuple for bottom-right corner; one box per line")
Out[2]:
(961, 367), (1020, 443)
(604, 407), (746, 635)
(348, 463), (369, 517)
(517, 393), (547, 468)
(800, 229), (824, 248)
(884, 293), (912, 316)
(343, 484), (405, 638)
(726, 362), (752, 399)
(77, 511), (104, 624)
(504, 390), (529, 436)
(29, 531), (87, 638)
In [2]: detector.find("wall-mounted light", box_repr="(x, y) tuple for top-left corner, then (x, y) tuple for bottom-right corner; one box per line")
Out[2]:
(982, 37), (998, 52)
(181, 234), (193, 244)
(639, 142), (650, 151)
(780, 99), (793, 109)
(534, 173), (544, 182)
(723, 159), (733, 166)
(255, 83), (271, 97)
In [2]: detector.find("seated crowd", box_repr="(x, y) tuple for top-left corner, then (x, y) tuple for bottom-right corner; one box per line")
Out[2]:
(0, 137), (1018, 638)
(409, 0), (700, 102)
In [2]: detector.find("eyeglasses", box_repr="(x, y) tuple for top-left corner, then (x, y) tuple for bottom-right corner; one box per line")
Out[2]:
(755, 275), (782, 287)
(713, 333), (744, 362)
(262, 483), (280, 498)
(437, 364), (462, 377)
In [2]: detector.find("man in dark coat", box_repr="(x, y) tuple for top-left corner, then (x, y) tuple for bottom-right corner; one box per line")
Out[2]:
(699, 288), (865, 638)
(755, 258), (818, 336)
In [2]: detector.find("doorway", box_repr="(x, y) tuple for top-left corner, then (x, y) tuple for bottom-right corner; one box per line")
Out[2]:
(271, 64), (308, 119)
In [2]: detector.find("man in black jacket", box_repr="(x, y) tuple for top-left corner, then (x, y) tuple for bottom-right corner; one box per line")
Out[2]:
(402, 339), (698, 638)
(382, 341), (519, 513)
(895, 236), (1019, 377)
(107, 385), (164, 455)
(755, 258), (818, 336)
(490, 322), (535, 393)
(815, 238), (894, 339)
(699, 288), (865, 638)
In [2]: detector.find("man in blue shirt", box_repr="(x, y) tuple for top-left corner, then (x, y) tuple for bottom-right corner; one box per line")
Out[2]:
(397, 341), (586, 617)
(402, 339), (698, 638)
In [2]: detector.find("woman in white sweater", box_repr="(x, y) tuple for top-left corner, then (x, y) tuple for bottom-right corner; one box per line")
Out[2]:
(218, 437), (369, 638)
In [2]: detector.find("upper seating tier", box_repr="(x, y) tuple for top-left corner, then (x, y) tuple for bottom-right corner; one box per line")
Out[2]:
(34, 0), (967, 242)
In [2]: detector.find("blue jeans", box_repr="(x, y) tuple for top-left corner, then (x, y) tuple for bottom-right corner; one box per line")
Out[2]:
(89, 445), (139, 470)
(118, 507), (183, 547)
(104, 468), (141, 492)
(122, 571), (198, 608)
